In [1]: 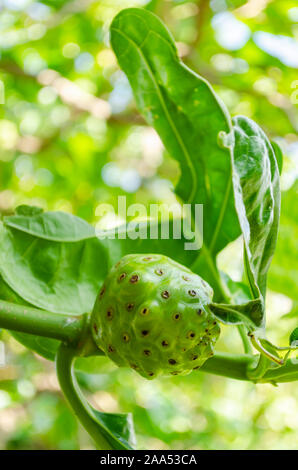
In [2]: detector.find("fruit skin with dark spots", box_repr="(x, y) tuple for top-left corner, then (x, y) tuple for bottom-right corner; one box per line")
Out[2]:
(91, 254), (220, 380)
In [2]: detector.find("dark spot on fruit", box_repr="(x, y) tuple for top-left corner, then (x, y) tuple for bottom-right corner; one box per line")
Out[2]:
(123, 333), (130, 342)
(168, 358), (177, 365)
(148, 372), (154, 377)
(143, 257), (152, 261)
(115, 261), (121, 268)
(205, 329), (209, 333)
(213, 321), (217, 325)
(144, 350), (151, 356)
(141, 307), (149, 316)
(162, 340), (169, 347)
(192, 354), (199, 360)
(99, 286), (105, 298)
(197, 309), (202, 315)
(130, 363), (138, 370)
(141, 330), (149, 337)
(188, 289), (197, 297)
(182, 275), (190, 281)
(106, 308), (113, 320)
(187, 331), (196, 339)
(118, 273), (126, 282)
(181, 347), (186, 352)
(162, 290), (170, 299)
(93, 323), (98, 334)
(108, 345), (115, 353)
(193, 366), (200, 370)
(173, 313), (181, 321)
(155, 268), (164, 276)
(130, 274), (139, 283)
(171, 371), (179, 375)
(126, 303), (134, 311)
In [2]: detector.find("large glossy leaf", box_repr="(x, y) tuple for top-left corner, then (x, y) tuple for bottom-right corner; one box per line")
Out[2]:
(0, 209), (110, 360)
(110, 8), (283, 325)
(110, 8), (241, 268)
(211, 117), (281, 330)
(0, 220), (110, 316)
(232, 116), (281, 304)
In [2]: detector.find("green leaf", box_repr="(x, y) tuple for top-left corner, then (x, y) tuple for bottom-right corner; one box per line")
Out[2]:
(89, 408), (136, 450)
(232, 116), (281, 305)
(0, 217), (110, 315)
(209, 273), (263, 331)
(212, 117), (281, 330)
(220, 272), (252, 304)
(209, 299), (263, 331)
(110, 8), (241, 276)
(4, 209), (96, 242)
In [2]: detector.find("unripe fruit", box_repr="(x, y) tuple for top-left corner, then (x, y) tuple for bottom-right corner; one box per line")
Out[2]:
(91, 254), (220, 379)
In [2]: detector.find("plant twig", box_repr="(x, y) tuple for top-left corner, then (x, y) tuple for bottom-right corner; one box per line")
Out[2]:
(0, 299), (86, 345)
(248, 334), (283, 365)
(237, 325), (253, 354)
(56, 343), (114, 450)
(200, 352), (298, 383)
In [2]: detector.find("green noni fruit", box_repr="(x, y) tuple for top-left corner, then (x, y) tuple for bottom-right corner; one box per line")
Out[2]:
(91, 254), (220, 379)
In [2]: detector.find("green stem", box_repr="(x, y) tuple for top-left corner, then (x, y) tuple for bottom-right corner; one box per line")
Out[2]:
(246, 354), (270, 381)
(249, 334), (283, 365)
(55, 342), (114, 450)
(1, 299), (297, 385)
(200, 352), (254, 381)
(200, 352), (298, 383)
(0, 299), (86, 344)
(237, 325), (252, 354)
(200, 353), (298, 383)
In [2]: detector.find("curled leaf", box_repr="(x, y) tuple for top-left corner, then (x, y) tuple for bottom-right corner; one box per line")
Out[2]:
(232, 116), (281, 305)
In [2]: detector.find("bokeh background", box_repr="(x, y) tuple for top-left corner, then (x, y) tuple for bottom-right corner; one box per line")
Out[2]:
(0, 0), (297, 450)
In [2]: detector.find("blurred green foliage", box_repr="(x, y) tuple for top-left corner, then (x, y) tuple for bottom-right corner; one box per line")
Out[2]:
(0, 0), (297, 450)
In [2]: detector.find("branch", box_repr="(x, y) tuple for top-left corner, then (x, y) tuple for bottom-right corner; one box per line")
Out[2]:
(0, 299), (86, 345)
(56, 342), (114, 450)
(200, 352), (298, 383)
